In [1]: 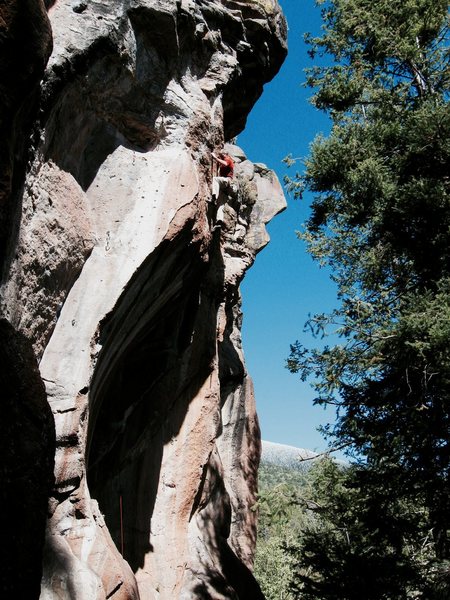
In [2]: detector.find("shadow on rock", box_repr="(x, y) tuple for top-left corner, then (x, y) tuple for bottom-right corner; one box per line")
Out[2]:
(0, 319), (55, 598)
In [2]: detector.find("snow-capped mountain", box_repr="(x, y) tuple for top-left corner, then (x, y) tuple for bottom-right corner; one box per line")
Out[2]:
(261, 440), (319, 470)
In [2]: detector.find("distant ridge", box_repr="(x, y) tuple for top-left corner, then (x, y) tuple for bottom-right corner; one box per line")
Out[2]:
(261, 440), (348, 471)
(261, 440), (319, 470)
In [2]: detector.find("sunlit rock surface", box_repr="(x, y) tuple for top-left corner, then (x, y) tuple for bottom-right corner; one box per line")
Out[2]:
(0, 0), (287, 598)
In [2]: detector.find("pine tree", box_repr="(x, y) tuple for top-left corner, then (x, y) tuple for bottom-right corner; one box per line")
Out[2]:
(286, 0), (450, 596)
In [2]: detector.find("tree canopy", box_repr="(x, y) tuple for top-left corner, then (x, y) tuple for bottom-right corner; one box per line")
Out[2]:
(285, 0), (450, 596)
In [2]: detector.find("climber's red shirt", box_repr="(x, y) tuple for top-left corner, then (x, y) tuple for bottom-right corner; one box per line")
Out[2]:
(219, 155), (234, 178)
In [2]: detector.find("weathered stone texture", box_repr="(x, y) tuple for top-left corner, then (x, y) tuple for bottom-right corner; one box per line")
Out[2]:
(0, 0), (52, 269)
(0, 0), (287, 598)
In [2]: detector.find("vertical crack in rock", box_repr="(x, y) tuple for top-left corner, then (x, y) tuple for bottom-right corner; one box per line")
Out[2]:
(0, 0), (287, 598)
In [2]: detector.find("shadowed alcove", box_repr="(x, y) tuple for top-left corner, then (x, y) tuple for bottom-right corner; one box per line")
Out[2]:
(86, 230), (222, 571)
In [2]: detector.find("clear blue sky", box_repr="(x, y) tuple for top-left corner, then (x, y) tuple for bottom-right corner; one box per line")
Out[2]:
(238, 0), (339, 452)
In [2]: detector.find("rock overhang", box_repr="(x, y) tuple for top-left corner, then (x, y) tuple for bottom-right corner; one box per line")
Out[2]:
(42, 0), (287, 149)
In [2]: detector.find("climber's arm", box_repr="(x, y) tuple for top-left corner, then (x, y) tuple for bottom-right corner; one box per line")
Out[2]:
(212, 152), (227, 167)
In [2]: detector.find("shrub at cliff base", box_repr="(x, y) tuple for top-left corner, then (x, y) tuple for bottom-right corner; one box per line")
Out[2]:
(253, 460), (314, 600)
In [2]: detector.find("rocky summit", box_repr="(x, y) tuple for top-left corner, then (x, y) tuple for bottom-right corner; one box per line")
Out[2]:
(0, 1), (287, 599)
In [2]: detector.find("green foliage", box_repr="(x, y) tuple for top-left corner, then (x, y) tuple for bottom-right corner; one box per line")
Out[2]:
(258, 461), (310, 490)
(256, 460), (450, 599)
(304, 0), (449, 116)
(285, 0), (450, 596)
(254, 461), (322, 600)
(288, 459), (447, 600)
(254, 535), (297, 600)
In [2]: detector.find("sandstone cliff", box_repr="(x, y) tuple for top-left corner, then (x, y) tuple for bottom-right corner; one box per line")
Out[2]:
(0, 1), (287, 598)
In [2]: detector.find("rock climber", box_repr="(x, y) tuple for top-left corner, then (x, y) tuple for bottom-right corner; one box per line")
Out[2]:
(211, 151), (236, 230)
(212, 151), (235, 178)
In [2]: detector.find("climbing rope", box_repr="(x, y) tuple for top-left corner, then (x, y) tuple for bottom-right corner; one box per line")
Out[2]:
(119, 493), (124, 557)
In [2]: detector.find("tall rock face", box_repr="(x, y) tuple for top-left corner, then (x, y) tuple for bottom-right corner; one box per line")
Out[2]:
(0, 1), (55, 597)
(0, 1), (287, 598)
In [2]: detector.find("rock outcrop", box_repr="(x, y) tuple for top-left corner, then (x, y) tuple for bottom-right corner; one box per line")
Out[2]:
(0, 1), (287, 598)
(0, 2), (55, 597)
